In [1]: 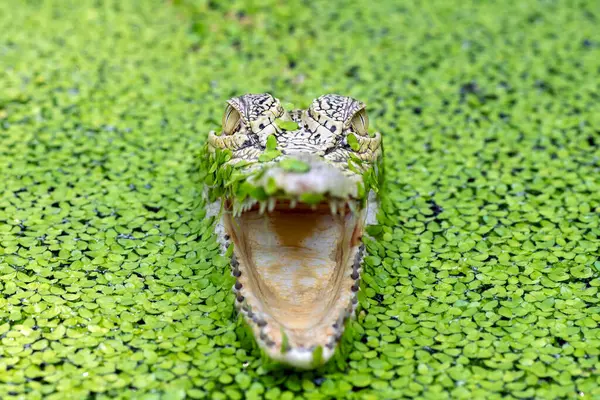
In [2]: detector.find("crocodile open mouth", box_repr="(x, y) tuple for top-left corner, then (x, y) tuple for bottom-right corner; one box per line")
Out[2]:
(202, 93), (383, 368)
(224, 198), (366, 368)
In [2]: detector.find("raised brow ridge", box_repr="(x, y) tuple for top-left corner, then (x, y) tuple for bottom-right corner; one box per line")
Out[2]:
(313, 94), (364, 124)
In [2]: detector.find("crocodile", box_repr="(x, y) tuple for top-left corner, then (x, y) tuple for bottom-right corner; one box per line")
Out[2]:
(200, 93), (383, 368)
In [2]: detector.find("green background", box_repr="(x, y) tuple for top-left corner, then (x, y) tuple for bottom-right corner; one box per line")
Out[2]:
(1, 0), (599, 398)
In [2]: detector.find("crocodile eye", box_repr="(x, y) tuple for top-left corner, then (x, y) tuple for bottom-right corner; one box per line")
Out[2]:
(350, 108), (369, 136)
(222, 104), (242, 135)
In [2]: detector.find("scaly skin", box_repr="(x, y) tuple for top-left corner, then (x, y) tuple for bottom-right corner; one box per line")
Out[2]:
(200, 93), (383, 368)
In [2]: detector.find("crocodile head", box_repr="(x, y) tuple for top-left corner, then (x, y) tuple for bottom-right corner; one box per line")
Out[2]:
(201, 93), (383, 368)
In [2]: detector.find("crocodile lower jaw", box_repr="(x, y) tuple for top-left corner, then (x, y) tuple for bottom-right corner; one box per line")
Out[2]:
(223, 199), (365, 368)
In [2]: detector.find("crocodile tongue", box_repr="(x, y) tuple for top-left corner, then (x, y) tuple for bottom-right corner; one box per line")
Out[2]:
(224, 159), (366, 368)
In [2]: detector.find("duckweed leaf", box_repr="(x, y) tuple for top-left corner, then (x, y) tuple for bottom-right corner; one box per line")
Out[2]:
(299, 193), (325, 205)
(280, 328), (290, 354)
(266, 134), (278, 151)
(311, 345), (323, 368)
(276, 119), (299, 131)
(347, 133), (360, 151)
(1, 1), (599, 399)
(258, 150), (282, 162)
(279, 158), (311, 173)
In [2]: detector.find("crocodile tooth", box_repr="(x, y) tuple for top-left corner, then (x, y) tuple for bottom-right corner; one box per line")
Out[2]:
(245, 200), (258, 214)
(329, 201), (338, 215)
(289, 198), (297, 209)
(348, 200), (358, 215)
(259, 201), (267, 214)
(339, 200), (347, 217)
(267, 198), (276, 212)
